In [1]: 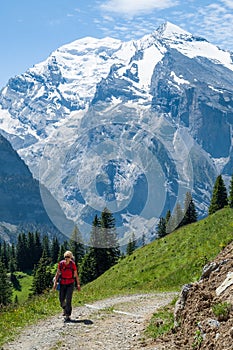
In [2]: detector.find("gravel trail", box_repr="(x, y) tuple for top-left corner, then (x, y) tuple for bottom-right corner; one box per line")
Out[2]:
(2, 292), (177, 350)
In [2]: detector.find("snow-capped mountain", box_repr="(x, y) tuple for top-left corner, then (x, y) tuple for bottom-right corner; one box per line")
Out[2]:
(0, 22), (233, 246)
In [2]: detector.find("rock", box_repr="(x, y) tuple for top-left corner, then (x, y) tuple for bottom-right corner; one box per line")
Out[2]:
(201, 262), (218, 279)
(229, 327), (233, 338)
(174, 283), (193, 327)
(216, 271), (233, 296)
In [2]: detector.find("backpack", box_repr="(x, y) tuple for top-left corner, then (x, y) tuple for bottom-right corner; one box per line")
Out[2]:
(59, 260), (75, 284)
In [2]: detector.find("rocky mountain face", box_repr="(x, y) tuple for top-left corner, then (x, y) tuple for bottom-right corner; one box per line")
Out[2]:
(0, 22), (233, 245)
(153, 242), (233, 349)
(0, 134), (73, 243)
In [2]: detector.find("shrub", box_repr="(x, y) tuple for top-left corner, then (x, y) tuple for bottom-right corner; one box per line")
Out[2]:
(212, 301), (231, 321)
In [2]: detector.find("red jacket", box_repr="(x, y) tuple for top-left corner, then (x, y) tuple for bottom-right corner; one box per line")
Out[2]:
(58, 260), (77, 285)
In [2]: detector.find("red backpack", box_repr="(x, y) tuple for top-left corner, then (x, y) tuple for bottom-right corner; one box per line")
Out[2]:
(59, 260), (76, 284)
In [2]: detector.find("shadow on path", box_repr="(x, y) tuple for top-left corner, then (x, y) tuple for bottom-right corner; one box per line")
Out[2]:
(65, 319), (93, 325)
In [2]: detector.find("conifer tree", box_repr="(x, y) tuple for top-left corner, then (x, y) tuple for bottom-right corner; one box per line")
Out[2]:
(181, 192), (198, 226)
(165, 209), (172, 234)
(58, 240), (69, 261)
(51, 236), (60, 264)
(0, 262), (13, 306)
(31, 256), (53, 295)
(156, 217), (167, 238)
(42, 234), (50, 259)
(34, 232), (43, 265)
(172, 202), (183, 230)
(228, 173), (233, 208)
(79, 215), (102, 284)
(16, 233), (28, 271)
(1, 241), (9, 270)
(126, 232), (137, 255)
(27, 232), (36, 270)
(80, 210), (120, 284)
(100, 207), (120, 269)
(209, 175), (228, 215)
(69, 225), (85, 264)
(9, 243), (16, 272)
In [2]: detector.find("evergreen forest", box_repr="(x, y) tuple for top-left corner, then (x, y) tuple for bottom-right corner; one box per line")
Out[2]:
(0, 173), (232, 308)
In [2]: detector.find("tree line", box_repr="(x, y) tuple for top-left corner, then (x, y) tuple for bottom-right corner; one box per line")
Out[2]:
(0, 207), (121, 306)
(156, 174), (233, 238)
(1, 174), (233, 307)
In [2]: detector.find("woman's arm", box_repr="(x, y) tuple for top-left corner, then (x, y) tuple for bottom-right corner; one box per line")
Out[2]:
(52, 268), (61, 290)
(74, 270), (81, 291)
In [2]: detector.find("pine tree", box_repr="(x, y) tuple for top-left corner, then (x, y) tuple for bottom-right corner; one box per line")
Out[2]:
(16, 233), (28, 271)
(42, 235), (50, 259)
(34, 232), (43, 265)
(69, 225), (85, 264)
(0, 262), (13, 306)
(100, 207), (120, 269)
(181, 192), (198, 226)
(209, 175), (228, 215)
(51, 236), (60, 264)
(58, 240), (69, 261)
(1, 241), (9, 270)
(31, 256), (53, 295)
(80, 210), (120, 284)
(156, 217), (167, 238)
(126, 233), (137, 255)
(228, 174), (233, 208)
(79, 215), (102, 284)
(9, 243), (16, 272)
(165, 209), (172, 234)
(172, 202), (183, 230)
(27, 232), (36, 270)
(79, 251), (98, 285)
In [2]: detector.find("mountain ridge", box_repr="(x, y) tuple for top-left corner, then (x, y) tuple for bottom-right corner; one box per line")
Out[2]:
(0, 134), (74, 243)
(0, 21), (233, 244)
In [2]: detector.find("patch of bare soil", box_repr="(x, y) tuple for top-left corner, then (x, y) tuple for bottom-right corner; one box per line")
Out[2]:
(148, 242), (233, 350)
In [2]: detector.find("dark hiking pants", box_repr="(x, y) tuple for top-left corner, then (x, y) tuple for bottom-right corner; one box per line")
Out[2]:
(59, 283), (74, 316)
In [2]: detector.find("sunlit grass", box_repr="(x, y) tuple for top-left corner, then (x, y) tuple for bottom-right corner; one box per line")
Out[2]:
(12, 271), (33, 304)
(1, 207), (233, 346)
(145, 303), (175, 339)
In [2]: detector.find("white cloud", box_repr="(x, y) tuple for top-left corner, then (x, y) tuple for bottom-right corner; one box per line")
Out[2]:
(221, 0), (233, 9)
(100, 0), (178, 16)
(186, 2), (233, 50)
(96, 0), (233, 51)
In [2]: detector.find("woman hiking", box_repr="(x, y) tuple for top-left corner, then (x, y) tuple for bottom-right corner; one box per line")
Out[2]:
(53, 250), (81, 321)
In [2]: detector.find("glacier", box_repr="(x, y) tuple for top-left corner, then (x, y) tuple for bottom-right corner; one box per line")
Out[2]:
(0, 21), (233, 246)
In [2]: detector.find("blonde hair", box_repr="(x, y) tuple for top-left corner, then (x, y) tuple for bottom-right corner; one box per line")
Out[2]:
(64, 250), (74, 259)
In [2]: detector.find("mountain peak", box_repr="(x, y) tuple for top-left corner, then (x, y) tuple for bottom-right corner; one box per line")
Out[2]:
(155, 21), (192, 39)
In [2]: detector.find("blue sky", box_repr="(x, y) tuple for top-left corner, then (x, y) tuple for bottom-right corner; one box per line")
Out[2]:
(0, 0), (233, 88)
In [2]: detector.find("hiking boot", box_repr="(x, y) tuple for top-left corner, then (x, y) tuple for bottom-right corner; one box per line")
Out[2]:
(64, 315), (71, 322)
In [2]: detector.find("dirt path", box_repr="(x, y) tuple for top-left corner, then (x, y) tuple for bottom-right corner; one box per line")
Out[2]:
(2, 292), (177, 350)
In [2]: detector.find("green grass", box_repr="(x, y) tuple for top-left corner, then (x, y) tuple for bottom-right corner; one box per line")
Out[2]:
(83, 207), (233, 297)
(212, 301), (232, 321)
(0, 207), (233, 346)
(12, 272), (33, 304)
(145, 303), (175, 339)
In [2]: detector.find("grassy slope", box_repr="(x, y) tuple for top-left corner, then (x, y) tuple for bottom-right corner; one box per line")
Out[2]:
(0, 208), (233, 345)
(82, 207), (233, 299)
